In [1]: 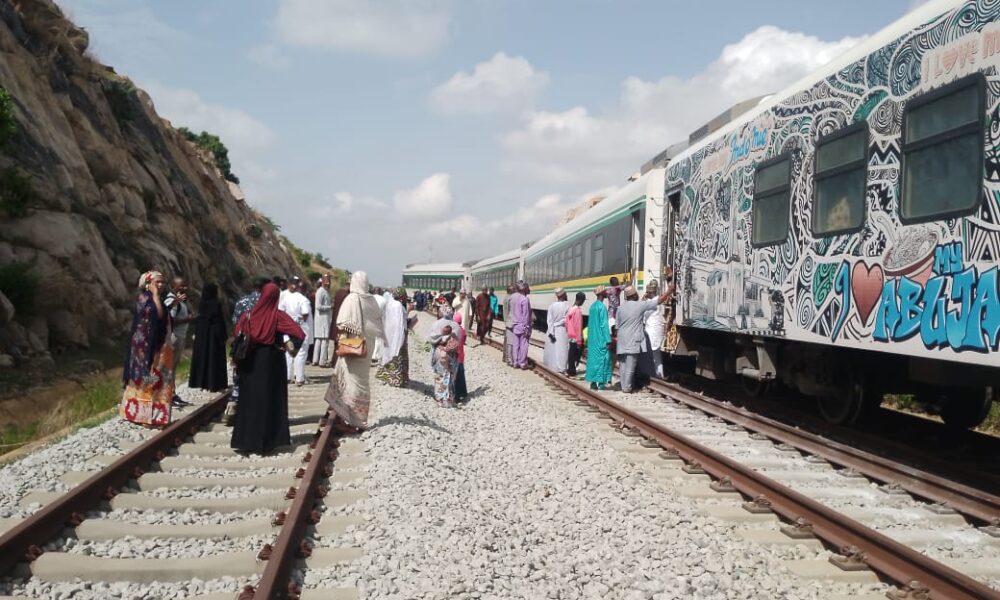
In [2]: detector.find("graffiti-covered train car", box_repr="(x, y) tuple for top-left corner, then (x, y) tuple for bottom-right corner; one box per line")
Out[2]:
(664, 0), (999, 427)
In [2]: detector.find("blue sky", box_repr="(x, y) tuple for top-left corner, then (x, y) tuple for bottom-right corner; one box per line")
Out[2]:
(57, 0), (920, 284)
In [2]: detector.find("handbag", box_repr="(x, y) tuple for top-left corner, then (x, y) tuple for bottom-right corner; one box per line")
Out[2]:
(231, 313), (251, 362)
(335, 296), (367, 358)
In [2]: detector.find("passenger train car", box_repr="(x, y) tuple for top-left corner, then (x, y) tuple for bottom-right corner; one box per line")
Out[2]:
(469, 247), (524, 313)
(522, 169), (671, 315)
(400, 0), (998, 428)
(401, 263), (471, 294)
(663, 0), (999, 426)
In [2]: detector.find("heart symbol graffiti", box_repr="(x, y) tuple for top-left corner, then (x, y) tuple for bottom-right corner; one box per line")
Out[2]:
(851, 262), (885, 326)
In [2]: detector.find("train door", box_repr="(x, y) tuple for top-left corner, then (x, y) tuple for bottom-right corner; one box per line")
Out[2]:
(663, 189), (681, 351)
(627, 208), (645, 286)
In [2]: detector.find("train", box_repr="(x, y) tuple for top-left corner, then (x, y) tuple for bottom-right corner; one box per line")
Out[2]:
(403, 0), (1000, 429)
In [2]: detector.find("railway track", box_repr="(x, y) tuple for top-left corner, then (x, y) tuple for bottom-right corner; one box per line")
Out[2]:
(482, 331), (1000, 599)
(0, 372), (357, 600)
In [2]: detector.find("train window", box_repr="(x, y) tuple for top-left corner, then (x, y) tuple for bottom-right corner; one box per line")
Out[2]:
(752, 153), (792, 246)
(573, 243), (582, 278)
(593, 234), (604, 274)
(813, 124), (867, 236)
(901, 74), (984, 223)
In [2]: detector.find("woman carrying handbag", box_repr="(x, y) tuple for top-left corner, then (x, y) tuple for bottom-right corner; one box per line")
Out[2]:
(325, 271), (384, 434)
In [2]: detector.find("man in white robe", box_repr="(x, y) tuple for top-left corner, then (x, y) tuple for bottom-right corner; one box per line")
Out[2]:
(279, 276), (311, 385)
(543, 288), (570, 374)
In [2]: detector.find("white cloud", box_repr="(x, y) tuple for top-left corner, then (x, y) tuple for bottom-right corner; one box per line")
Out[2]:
(430, 52), (549, 114)
(143, 82), (276, 156)
(248, 44), (291, 68)
(502, 25), (864, 187)
(393, 173), (453, 218)
(275, 0), (451, 58)
(310, 192), (386, 217)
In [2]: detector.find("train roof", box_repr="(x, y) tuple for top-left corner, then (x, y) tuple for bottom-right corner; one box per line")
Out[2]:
(524, 169), (663, 260)
(470, 247), (522, 271)
(401, 262), (468, 275)
(670, 0), (962, 166)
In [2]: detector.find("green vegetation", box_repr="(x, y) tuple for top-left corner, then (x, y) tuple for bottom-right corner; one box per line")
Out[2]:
(0, 86), (15, 147)
(0, 167), (37, 217)
(178, 127), (239, 184)
(101, 78), (136, 123)
(0, 262), (39, 318)
(264, 216), (281, 232)
(0, 376), (120, 458)
(314, 253), (332, 269)
(246, 223), (263, 239)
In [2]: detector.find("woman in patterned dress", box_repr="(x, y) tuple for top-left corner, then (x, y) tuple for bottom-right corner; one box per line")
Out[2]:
(121, 271), (173, 427)
(428, 305), (461, 407)
(376, 289), (409, 387)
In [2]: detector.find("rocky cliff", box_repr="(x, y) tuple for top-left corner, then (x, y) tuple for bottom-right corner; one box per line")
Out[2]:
(0, 0), (304, 362)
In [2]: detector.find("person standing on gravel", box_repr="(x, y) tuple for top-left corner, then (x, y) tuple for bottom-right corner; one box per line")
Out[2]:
(328, 285), (350, 366)
(503, 284), (516, 365)
(326, 271), (385, 434)
(226, 276), (270, 425)
(586, 286), (613, 391)
(509, 281), (532, 369)
(377, 289), (409, 388)
(565, 292), (585, 378)
(312, 275), (333, 367)
(543, 288), (570, 374)
(641, 282), (667, 381)
(164, 277), (195, 408)
(428, 304), (461, 407)
(121, 271), (173, 427)
(188, 282), (228, 393)
(615, 284), (674, 393)
(279, 277), (311, 386)
(231, 282), (303, 455)
(474, 286), (492, 345)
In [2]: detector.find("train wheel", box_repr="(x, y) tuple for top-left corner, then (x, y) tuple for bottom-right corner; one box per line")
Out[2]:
(940, 387), (994, 430)
(816, 369), (878, 426)
(740, 376), (771, 398)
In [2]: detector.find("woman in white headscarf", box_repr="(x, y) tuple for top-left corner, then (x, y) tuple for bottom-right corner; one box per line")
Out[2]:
(325, 271), (385, 433)
(376, 289), (409, 387)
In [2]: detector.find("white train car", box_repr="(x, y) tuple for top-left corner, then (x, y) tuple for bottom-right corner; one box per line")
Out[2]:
(522, 169), (668, 316)
(661, 0), (1000, 426)
(401, 262), (471, 295)
(469, 246), (524, 315)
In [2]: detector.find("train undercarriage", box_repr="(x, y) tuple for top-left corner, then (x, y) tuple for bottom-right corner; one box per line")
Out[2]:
(673, 327), (997, 429)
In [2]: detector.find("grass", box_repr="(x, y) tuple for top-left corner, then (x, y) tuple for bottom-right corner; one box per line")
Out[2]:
(884, 392), (1000, 436)
(0, 352), (194, 458)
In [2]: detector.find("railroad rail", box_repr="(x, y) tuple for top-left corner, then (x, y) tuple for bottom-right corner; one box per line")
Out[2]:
(489, 325), (1000, 527)
(0, 388), (338, 600)
(482, 333), (1000, 599)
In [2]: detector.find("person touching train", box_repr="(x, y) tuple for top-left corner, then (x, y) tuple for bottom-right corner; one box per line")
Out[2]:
(615, 283), (675, 393)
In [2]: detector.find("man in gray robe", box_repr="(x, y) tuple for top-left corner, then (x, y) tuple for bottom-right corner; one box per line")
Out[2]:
(615, 284), (675, 393)
(503, 284), (516, 365)
(543, 288), (570, 374)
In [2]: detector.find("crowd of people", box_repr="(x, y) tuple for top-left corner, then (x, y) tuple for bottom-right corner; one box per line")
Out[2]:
(119, 266), (674, 455)
(120, 269), (418, 455)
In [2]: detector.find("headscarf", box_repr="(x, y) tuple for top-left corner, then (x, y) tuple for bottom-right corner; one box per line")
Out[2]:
(198, 283), (220, 314)
(429, 304), (458, 343)
(350, 271), (368, 294)
(238, 283), (301, 346)
(381, 291), (406, 366)
(138, 270), (164, 291)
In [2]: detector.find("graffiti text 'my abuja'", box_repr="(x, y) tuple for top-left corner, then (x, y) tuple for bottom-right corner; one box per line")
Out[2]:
(873, 241), (1000, 352)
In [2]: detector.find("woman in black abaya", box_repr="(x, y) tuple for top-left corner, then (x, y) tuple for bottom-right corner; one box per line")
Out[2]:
(230, 283), (304, 455)
(188, 283), (229, 392)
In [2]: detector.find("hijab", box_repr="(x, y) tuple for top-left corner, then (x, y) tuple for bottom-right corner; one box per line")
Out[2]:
(239, 283), (301, 346)
(428, 304), (458, 344)
(350, 271), (368, 294)
(381, 292), (407, 366)
(198, 283), (221, 316)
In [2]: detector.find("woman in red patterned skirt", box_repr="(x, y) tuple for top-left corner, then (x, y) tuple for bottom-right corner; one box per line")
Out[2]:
(121, 270), (174, 427)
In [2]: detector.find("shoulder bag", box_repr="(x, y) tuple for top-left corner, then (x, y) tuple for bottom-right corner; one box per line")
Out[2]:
(336, 295), (367, 358)
(230, 313), (251, 363)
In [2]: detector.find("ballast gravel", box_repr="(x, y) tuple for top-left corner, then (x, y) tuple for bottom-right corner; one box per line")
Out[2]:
(301, 321), (891, 600)
(0, 382), (219, 519)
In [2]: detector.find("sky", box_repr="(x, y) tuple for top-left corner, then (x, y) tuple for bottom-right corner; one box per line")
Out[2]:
(55, 0), (925, 286)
